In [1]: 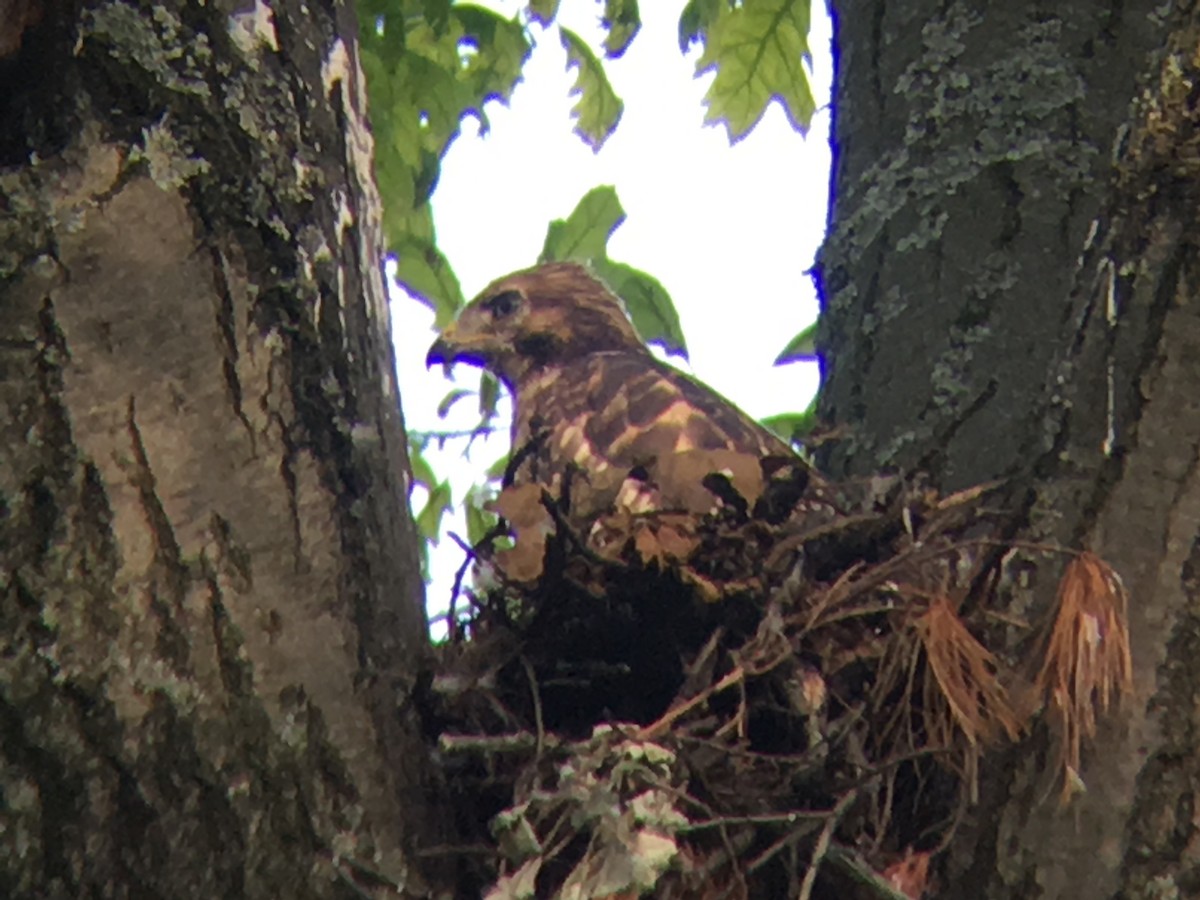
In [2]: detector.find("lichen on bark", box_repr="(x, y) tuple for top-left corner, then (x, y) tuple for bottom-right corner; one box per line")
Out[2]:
(0, 1), (436, 896)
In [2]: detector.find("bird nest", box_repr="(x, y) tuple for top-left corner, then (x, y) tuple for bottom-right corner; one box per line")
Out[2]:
(426, 464), (1132, 899)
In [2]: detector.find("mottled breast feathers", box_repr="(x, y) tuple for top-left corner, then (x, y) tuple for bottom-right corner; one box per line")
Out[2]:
(427, 262), (798, 513)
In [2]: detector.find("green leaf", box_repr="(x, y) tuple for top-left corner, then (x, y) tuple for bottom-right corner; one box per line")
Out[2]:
(760, 409), (817, 444)
(537, 187), (688, 357)
(485, 453), (512, 481)
(693, 0), (816, 142)
(591, 259), (688, 358)
(395, 51), (472, 159)
(527, 0), (559, 25)
(479, 371), (501, 420)
(678, 0), (721, 51)
(773, 320), (818, 365)
(540, 185), (626, 263)
(559, 27), (624, 152)
(420, 0), (452, 36)
(358, 1), (531, 277)
(415, 480), (453, 545)
(437, 388), (473, 419)
(454, 6), (532, 110)
(465, 502), (494, 545)
(393, 238), (464, 326)
(409, 439), (437, 488)
(465, 484), (500, 544)
(357, 0), (392, 21)
(601, 0), (641, 58)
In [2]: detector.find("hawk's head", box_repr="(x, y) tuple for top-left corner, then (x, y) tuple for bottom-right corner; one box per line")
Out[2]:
(426, 263), (646, 387)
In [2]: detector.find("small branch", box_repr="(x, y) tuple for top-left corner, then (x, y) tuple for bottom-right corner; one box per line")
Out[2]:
(520, 655), (546, 762)
(415, 843), (499, 858)
(332, 867), (380, 900)
(504, 429), (547, 487)
(537, 489), (612, 567)
(825, 844), (916, 900)
(637, 665), (746, 741)
(744, 820), (821, 875)
(409, 425), (499, 443)
(439, 731), (557, 754)
(797, 790), (858, 900)
(680, 809), (838, 833)
(712, 675), (749, 741)
(446, 532), (474, 641)
(743, 790), (856, 882)
(444, 523), (510, 637)
(331, 853), (405, 899)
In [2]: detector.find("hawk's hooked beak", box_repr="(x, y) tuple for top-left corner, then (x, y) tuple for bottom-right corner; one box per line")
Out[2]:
(426, 317), (462, 370)
(426, 320), (492, 371)
(425, 335), (454, 370)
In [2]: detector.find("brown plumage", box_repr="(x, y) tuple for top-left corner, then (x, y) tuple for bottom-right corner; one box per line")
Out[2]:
(426, 263), (798, 508)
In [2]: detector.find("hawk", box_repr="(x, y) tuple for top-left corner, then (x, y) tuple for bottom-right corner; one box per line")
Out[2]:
(426, 262), (823, 583)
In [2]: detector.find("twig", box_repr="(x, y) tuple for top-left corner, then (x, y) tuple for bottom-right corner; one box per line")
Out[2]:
(797, 790), (858, 900)
(537, 489), (612, 567)
(409, 425), (500, 444)
(932, 479), (1005, 511)
(676, 627), (726, 700)
(763, 513), (882, 571)
(743, 790), (856, 883)
(680, 809), (838, 832)
(439, 731), (557, 754)
(919, 772), (971, 856)
(520, 655), (546, 762)
(445, 523), (510, 638)
(744, 820), (821, 875)
(824, 844), (915, 900)
(659, 786), (750, 898)
(637, 665), (746, 741)
(416, 843), (501, 858)
(712, 675), (749, 741)
(446, 532), (473, 640)
(332, 853), (406, 898)
(332, 866), (379, 900)
(677, 732), (830, 767)
(503, 430), (547, 487)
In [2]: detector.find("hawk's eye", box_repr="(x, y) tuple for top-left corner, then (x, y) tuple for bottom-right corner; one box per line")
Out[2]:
(485, 290), (522, 319)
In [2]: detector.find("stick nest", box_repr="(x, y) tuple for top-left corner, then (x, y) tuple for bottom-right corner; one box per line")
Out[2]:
(425, 462), (1131, 899)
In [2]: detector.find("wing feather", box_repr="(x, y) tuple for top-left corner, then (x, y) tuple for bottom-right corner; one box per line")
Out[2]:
(513, 351), (793, 492)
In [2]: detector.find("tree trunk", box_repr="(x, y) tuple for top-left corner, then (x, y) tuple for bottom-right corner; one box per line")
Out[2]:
(823, 1), (1200, 896)
(0, 2), (437, 897)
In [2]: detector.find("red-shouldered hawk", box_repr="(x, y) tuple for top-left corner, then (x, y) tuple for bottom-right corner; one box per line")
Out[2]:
(426, 262), (826, 586)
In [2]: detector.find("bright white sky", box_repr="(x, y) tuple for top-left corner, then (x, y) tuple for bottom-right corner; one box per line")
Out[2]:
(391, 1), (833, 633)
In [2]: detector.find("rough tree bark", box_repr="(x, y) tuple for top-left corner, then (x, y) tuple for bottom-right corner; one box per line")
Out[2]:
(822, 1), (1200, 896)
(0, 2), (438, 897)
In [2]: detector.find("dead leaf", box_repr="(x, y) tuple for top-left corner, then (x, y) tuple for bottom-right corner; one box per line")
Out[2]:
(492, 484), (550, 528)
(655, 522), (699, 559)
(634, 528), (666, 566)
(882, 848), (931, 899)
(491, 484), (555, 581)
(495, 536), (548, 582)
